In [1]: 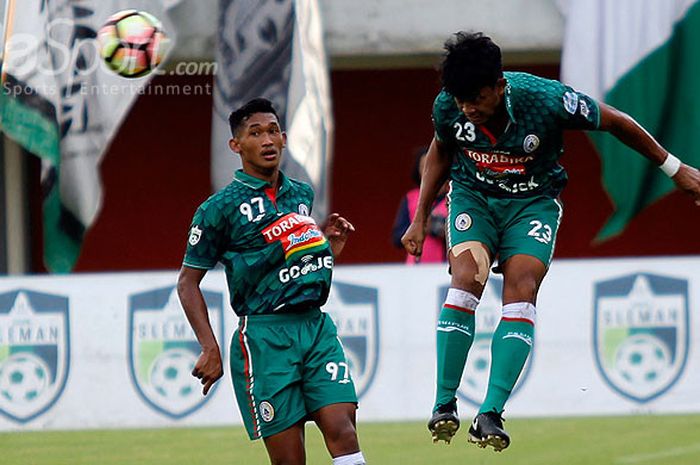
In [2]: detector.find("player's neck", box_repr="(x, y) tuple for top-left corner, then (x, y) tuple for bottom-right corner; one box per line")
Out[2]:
(483, 103), (508, 137)
(244, 166), (280, 188)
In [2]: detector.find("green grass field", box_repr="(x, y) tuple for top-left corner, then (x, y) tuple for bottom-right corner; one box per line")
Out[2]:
(3, 415), (700, 465)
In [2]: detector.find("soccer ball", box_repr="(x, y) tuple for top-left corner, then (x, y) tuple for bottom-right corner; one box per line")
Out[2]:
(149, 348), (199, 402)
(615, 333), (671, 389)
(97, 10), (169, 78)
(0, 353), (50, 405)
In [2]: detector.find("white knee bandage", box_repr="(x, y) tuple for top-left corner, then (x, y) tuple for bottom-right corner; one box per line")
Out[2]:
(333, 451), (366, 465)
(502, 302), (536, 325)
(445, 288), (479, 311)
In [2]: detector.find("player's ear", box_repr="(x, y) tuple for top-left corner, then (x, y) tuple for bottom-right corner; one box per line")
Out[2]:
(229, 138), (241, 154)
(281, 131), (287, 148)
(496, 77), (507, 95)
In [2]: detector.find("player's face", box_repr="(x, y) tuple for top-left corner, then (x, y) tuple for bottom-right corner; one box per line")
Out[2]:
(230, 113), (286, 173)
(455, 78), (506, 125)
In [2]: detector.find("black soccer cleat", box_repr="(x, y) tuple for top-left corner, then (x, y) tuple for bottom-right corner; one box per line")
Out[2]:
(428, 398), (460, 444)
(467, 410), (510, 452)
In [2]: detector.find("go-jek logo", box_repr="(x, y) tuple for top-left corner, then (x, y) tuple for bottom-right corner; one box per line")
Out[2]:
(438, 279), (533, 407)
(128, 286), (224, 419)
(0, 290), (70, 423)
(593, 273), (689, 403)
(324, 282), (379, 399)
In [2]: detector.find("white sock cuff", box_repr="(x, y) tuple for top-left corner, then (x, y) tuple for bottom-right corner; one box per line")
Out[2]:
(332, 451), (366, 465)
(445, 288), (479, 311)
(502, 302), (536, 324)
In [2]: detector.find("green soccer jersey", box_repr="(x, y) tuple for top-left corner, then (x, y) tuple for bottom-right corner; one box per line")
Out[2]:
(183, 170), (333, 316)
(433, 71), (601, 198)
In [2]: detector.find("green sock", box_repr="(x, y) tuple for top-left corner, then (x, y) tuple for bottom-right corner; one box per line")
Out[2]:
(480, 302), (536, 414)
(434, 289), (478, 410)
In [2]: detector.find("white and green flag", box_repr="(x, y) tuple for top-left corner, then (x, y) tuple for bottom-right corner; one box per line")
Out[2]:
(0, 0), (179, 272)
(561, 0), (700, 240)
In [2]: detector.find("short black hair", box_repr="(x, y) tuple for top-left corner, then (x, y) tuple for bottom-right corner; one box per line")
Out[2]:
(441, 32), (503, 102)
(228, 98), (280, 137)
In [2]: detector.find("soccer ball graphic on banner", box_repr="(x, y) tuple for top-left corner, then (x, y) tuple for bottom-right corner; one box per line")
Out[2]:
(615, 333), (671, 388)
(0, 353), (50, 405)
(97, 10), (169, 78)
(149, 348), (199, 402)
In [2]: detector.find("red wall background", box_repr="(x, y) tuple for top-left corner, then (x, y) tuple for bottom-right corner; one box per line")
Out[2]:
(29, 66), (700, 272)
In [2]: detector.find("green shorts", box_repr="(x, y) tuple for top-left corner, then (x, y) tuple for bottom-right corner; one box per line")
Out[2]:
(447, 184), (564, 267)
(230, 308), (358, 440)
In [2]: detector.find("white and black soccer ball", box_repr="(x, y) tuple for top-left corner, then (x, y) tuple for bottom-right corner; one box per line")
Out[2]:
(0, 353), (50, 405)
(149, 348), (199, 401)
(615, 333), (670, 388)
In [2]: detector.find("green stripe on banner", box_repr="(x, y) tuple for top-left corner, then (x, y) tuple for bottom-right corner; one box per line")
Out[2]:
(593, 3), (700, 240)
(43, 186), (84, 273)
(0, 89), (60, 164)
(0, 82), (83, 273)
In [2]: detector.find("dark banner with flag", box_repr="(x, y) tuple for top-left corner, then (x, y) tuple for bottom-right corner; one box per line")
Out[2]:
(211, 0), (333, 219)
(0, 0), (181, 272)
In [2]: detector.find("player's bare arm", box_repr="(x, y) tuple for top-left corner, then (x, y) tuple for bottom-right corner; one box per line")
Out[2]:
(401, 137), (454, 257)
(324, 213), (355, 257)
(177, 266), (223, 395)
(599, 102), (700, 204)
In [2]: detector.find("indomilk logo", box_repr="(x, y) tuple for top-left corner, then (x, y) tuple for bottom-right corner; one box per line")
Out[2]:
(262, 213), (327, 260)
(438, 279), (533, 406)
(0, 290), (70, 423)
(593, 273), (689, 403)
(128, 287), (224, 419)
(324, 282), (379, 399)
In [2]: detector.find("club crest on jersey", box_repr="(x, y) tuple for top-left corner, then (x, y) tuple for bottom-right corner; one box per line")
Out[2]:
(455, 213), (472, 231)
(593, 273), (689, 403)
(563, 91), (579, 114)
(0, 290), (70, 423)
(438, 280), (533, 406)
(324, 282), (379, 399)
(523, 134), (540, 153)
(128, 287), (224, 419)
(298, 204), (309, 216)
(259, 401), (274, 422)
(188, 226), (202, 246)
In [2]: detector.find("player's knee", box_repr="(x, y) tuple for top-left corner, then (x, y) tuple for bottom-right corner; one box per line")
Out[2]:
(268, 451), (305, 465)
(324, 418), (359, 450)
(450, 242), (491, 292)
(504, 277), (539, 302)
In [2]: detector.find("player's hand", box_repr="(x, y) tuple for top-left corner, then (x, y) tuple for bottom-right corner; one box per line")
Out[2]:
(673, 164), (700, 206)
(192, 346), (223, 396)
(324, 213), (355, 257)
(401, 220), (427, 260)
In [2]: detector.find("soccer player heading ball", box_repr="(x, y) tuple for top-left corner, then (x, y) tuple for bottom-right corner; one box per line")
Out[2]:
(178, 98), (366, 465)
(401, 32), (700, 452)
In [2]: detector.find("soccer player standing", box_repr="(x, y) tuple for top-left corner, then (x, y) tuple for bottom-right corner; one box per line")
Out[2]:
(177, 98), (367, 465)
(402, 32), (700, 452)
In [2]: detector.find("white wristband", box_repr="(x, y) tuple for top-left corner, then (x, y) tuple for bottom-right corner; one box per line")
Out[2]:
(659, 153), (681, 177)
